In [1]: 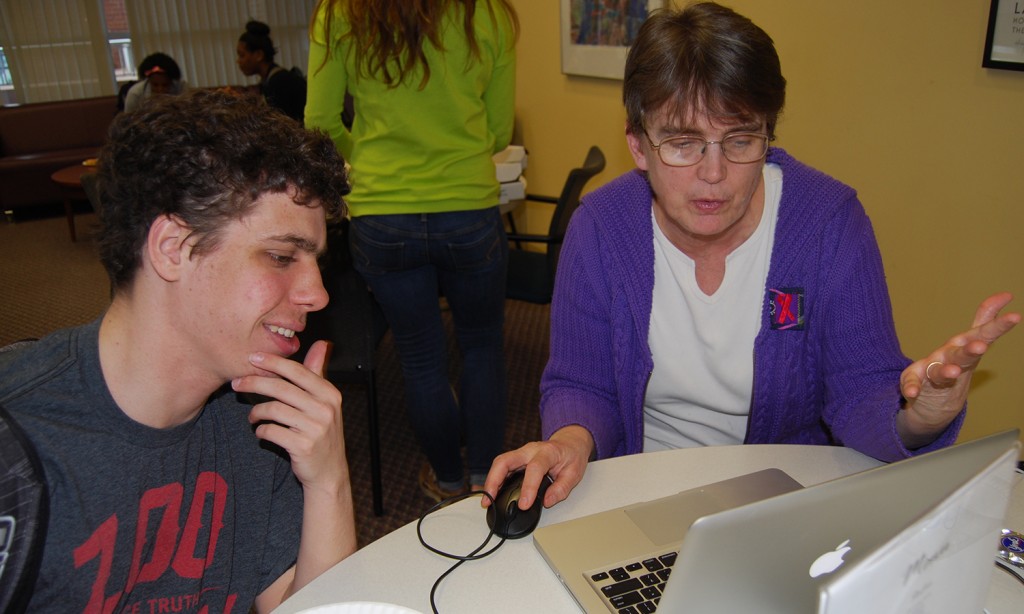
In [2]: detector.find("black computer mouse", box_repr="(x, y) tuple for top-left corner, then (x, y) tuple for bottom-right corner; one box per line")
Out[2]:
(486, 468), (553, 539)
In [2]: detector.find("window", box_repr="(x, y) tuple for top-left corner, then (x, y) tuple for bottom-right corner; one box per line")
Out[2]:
(0, 1), (113, 103)
(104, 0), (135, 83)
(0, 47), (13, 106)
(0, 0), (311, 105)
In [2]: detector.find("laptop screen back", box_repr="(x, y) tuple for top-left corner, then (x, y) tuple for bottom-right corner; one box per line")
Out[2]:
(817, 438), (1018, 613)
(657, 431), (1020, 614)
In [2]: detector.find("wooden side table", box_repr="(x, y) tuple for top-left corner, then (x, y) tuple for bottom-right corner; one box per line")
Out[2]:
(50, 163), (98, 242)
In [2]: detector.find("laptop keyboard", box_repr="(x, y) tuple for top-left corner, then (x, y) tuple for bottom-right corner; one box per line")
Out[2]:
(586, 551), (678, 613)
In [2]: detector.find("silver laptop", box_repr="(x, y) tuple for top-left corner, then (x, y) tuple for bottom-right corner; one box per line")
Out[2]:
(534, 430), (1021, 613)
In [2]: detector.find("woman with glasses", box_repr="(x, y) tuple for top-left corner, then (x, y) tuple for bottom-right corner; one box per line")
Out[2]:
(306, 0), (519, 501)
(482, 2), (1018, 512)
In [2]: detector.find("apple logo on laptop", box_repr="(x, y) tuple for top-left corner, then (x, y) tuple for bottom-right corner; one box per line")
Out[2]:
(809, 539), (852, 578)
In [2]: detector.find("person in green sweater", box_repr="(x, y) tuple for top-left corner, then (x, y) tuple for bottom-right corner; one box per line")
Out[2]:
(306, 0), (519, 500)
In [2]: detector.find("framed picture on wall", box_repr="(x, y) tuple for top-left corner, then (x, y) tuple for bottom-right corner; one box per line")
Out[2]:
(561, 0), (665, 80)
(982, 0), (1024, 71)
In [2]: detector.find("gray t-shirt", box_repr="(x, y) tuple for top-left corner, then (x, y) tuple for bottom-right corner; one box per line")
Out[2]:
(0, 319), (303, 611)
(123, 78), (188, 113)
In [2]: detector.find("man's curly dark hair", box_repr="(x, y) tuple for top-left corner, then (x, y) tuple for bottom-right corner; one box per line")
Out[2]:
(97, 88), (349, 290)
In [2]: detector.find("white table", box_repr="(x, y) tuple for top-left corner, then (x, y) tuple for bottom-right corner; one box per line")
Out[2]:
(274, 444), (1024, 614)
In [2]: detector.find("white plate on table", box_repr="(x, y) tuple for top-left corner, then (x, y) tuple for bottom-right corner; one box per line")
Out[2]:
(296, 603), (422, 614)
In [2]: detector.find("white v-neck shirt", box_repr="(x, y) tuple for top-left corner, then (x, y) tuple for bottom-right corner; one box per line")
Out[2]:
(643, 163), (782, 451)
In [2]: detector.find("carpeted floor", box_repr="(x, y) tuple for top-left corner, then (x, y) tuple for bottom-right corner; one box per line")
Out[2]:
(0, 210), (548, 547)
(0, 210), (111, 345)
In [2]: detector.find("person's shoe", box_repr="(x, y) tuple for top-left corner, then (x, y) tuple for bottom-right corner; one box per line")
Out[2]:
(419, 462), (467, 503)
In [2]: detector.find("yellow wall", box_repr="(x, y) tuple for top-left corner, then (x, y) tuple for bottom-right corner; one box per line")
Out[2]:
(508, 0), (1024, 443)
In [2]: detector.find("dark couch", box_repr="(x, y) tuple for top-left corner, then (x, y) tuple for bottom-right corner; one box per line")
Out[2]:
(0, 96), (117, 211)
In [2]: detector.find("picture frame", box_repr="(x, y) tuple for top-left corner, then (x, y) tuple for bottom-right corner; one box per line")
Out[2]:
(560, 0), (665, 80)
(982, 0), (1024, 71)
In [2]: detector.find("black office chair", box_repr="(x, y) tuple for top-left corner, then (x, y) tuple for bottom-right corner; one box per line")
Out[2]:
(505, 145), (605, 304)
(0, 388), (48, 614)
(300, 220), (389, 516)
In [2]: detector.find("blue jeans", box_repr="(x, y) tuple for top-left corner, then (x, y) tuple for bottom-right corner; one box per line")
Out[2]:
(350, 208), (508, 485)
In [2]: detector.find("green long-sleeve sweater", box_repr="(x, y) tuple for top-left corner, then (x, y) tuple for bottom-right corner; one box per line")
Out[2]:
(305, 1), (517, 217)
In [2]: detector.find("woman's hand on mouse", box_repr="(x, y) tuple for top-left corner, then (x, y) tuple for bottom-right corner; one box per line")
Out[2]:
(482, 425), (595, 510)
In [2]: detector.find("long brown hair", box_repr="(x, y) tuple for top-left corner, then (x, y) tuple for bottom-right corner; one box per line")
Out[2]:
(312, 0), (518, 88)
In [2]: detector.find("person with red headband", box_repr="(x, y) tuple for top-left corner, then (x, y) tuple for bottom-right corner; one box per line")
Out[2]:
(121, 52), (188, 113)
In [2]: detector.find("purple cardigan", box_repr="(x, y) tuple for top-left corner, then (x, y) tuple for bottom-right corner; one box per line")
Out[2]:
(539, 148), (963, 463)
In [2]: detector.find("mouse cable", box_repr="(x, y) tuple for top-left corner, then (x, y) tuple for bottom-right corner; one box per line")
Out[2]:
(416, 490), (509, 614)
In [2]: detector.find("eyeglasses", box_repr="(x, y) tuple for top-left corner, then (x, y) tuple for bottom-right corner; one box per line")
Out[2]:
(643, 131), (771, 167)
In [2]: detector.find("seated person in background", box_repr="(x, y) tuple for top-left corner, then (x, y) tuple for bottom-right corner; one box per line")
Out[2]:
(121, 52), (188, 112)
(0, 89), (356, 612)
(484, 2), (1019, 512)
(237, 20), (307, 122)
